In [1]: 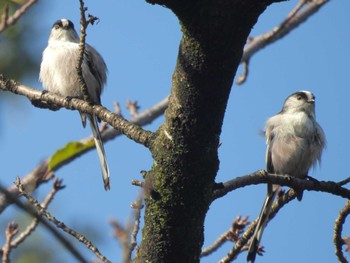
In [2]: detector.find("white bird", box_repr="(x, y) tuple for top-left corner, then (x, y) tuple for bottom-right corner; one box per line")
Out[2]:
(39, 19), (110, 190)
(247, 90), (326, 262)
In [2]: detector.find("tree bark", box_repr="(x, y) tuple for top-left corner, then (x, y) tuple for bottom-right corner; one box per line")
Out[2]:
(138, 1), (276, 262)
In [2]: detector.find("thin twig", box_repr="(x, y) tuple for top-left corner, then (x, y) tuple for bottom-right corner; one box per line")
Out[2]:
(239, 0), (329, 84)
(10, 178), (65, 248)
(110, 219), (129, 260)
(0, 95), (167, 214)
(219, 190), (296, 262)
(15, 177), (111, 263)
(334, 200), (350, 263)
(76, 0), (98, 102)
(131, 180), (144, 187)
(114, 101), (122, 116)
(126, 100), (140, 118)
(236, 60), (249, 85)
(111, 196), (144, 263)
(0, 4), (10, 31)
(201, 216), (250, 257)
(338, 177), (350, 187)
(284, 0), (307, 22)
(0, 0), (38, 33)
(201, 231), (229, 257)
(2, 222), (19, 263)
(129, 197), (143, 260)
(0, 160), (51, 214)
(0, 181), (88, 262)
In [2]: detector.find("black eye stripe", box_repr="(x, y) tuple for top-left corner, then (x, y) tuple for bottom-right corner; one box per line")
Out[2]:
(52, 20), (63, 29)
(52, 19), (75, 30)
(282, 91), (315, 106)
(293, 92), (308, 100)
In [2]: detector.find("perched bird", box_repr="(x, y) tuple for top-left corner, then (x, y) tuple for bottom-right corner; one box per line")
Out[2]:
(39, 19), (110, 190)
(247, 90), (326, 262)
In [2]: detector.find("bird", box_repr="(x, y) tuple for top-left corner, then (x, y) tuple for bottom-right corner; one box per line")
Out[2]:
(247, 90), (326, 262)
(39, 19), (110, 190)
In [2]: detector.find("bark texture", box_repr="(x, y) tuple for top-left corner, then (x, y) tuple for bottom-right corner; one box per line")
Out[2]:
(138, 1), (274, 262)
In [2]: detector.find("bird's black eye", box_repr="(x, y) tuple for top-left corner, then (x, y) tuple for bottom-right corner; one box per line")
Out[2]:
(296, 95), (302, 100)
(52, 20), (63, 30)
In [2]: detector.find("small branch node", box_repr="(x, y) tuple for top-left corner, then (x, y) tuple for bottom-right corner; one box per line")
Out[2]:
(131, 180), (144, 188)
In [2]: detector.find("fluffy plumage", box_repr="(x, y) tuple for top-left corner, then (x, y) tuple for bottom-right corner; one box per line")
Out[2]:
(39, 19), (110, 190)
(247, 90), (325, 262)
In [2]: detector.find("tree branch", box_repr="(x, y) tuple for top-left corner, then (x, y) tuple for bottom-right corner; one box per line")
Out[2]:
(334, 200), (350, 263)
(215, 170), (350, 261)
(0, 75), (155, 148)
(201, 216), (250, 258)
(2, 222), (19, 263)
(10, 178), (65, 249)
(0, 0), (38, 33)
(219, 190), (296, 262)
(15, 178), (111, 263)
(129, 197), (143, 261)
(0, 97), (167, 214)
(240, 0), (329, 69)
(77, 0), (98, 103)
(212, 170), (350, 201)
(0, 182), (88, 263)
(0, 160), (51, 214)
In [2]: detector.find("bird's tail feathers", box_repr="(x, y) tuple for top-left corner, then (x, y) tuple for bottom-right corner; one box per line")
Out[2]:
(88, 114), (110, 190)
(247, 187), (277, 262)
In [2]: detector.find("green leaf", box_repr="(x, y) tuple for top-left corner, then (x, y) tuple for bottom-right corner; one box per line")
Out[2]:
(48, 140), (95, 171)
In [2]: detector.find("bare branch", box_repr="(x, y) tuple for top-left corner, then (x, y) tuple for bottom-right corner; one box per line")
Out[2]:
(15, 177), (111, 263)
(110, 219), (129, 260)
(0, 182), (88, 262)
(131, 180), (144, 188)
(0, 160), (51, 214)
(110, 197), (143, 262)
(239, 0), (329, 84)
(236, 60), (249, 85)
(10, 178), (65, 248)
(219, 190), (296, 262)
(201, 231), (228, 258)
(283, 0), (307, 22)
(338, 177), (350, 187)
(212, 170), (350, 201)
(113, 101), (122, 116)
(0, 75), (155, 148)
(126, 100), (140, 118)
(77, 0), (98, 102)
(0, 96), (167, 214)
(0, 4), (9, 32)
(2, 222), (19, 263)
(0, 0), (38, 33)
(201, 216), (250, 257)
(334, 200), (350, 263)
(129, 197), (143, 260)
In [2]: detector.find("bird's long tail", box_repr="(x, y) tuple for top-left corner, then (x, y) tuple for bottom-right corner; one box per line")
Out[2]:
(88, 114), (110, 190)
(247, 184), (277, 262)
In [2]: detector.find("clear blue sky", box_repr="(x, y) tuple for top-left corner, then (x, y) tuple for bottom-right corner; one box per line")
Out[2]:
(1, 1), (349, 262)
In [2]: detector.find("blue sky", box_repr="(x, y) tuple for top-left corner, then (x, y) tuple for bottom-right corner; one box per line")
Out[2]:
(1, 1), (350, 262)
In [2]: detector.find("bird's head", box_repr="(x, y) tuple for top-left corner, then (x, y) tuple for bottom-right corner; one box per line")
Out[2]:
(49, 19), (79, 43)
(282, 90), (316, 117)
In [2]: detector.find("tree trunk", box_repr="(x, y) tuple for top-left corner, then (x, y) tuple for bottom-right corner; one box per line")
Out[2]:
(138, 1), (276, 262)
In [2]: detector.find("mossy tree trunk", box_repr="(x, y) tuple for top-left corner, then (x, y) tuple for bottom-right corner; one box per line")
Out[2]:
(138, 1), (278, 262)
